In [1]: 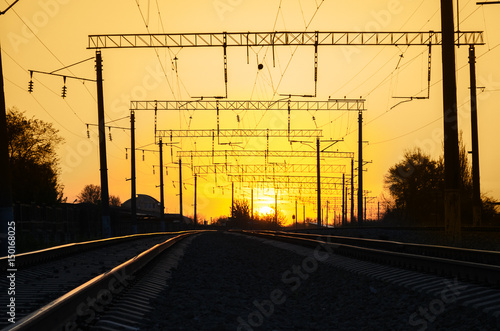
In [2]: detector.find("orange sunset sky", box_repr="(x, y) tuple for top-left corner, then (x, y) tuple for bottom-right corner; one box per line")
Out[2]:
(1, 0), (500, 224)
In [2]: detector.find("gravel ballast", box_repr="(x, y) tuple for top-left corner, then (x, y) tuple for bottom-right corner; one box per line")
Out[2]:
(143, 231), (498, 330)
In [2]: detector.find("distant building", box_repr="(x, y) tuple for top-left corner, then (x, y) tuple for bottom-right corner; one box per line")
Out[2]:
(121, 194), (192, 224)
(122, 194), (161, 216)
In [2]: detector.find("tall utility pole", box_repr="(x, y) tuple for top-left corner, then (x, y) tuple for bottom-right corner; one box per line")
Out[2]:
(275, 191), (278, 226)
(358, 110), (363, 225)
(0, 47), (13, 253)
(469, 45), (481, 226)
(194, 174), (197, 229)
(364, 196), (367, 221)
(179, 158), (183, 222)
(378, 201), (380, 221)
(303, 204), (306, 226)
(326, 200), (329, 227)
(441, 0), (461, 242)
(231, 181), (234, 220)
(95, 51), (111, 238)
(159, 138), (165, 227)
(130, 111), (137, 234)
(342, 173), (345, 225)
(0, 2), (20, 254)
(316, 138), (321, 228)
(251, 187), (254, 221)
(351, 158), (354, 223)
(295, 199), (298, 229)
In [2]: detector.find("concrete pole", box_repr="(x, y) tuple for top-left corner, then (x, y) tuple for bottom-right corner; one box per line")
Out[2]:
(441, 0), (461, 243)
(316, 138), (321, 228)
(469, 45), (482, 226)
(95, 51), (111, 238)
(358, 111), (363, 225)
(159, 139), (165, 228)
(194, 174), (197, 229)
(351, 158), (354, 223)
(179, 158), (183, 222)
(0, 45), (14, 253)
(130, 111), (137, 234)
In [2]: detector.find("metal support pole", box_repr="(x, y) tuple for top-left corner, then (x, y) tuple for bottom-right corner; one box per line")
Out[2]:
(194, 174), (197, 229)
(130, 111), (137, 234)
(469, 45), (482, 226)
(295, 199), (298, 229)
(378, 201), (380, 221)
(342, 173), (345, 226)
(96, 51), (111, 238)
(358, 111), (363, 225)
(231, 181), (234, 219)
(316, 138), (321, 228)
(275, 191), (278, 226)
(159, 138), (165, 228)
(251, 187), (254, 222)
(0, 44), (14, 254)
(303, 204), (306, 226)
(345, 185), (348, 224)
(351, 158), (354, 223)
(179, 158), (183, 222)
(441, 0), (461, 242)
(364, 196), (367, 221)
(326, 200), (329, 227)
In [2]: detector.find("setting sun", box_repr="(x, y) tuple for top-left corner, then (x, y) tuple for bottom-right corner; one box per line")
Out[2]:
(257, 206), (275, 216)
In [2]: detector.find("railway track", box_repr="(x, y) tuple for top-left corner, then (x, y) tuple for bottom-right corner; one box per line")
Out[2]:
(1, 230), (205, 331)
(3, 229), (499, 329)
(238, 230), (500, 320)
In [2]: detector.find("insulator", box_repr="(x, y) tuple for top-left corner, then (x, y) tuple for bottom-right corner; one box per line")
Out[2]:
(236, 115), (240, 122)
(86, 124), (90, 138)
(125, 152), (128, 160)
(153, 167), (155, 175)
(61, 76), (67, 98)
(142, 151), (145, 161)
(109, 133), (112, 141)
(28, 71), (34, 93)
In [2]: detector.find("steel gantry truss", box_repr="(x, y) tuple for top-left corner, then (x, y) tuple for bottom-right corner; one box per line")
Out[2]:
(192, 163), (346, 175)
(130, 99), (366, 112)
(157, 129), (322, 138)
(177, 150), (354, 159)
(89, 31), (484, 49)
(227, 174), (347, 185)
(241, 181), (343, 192)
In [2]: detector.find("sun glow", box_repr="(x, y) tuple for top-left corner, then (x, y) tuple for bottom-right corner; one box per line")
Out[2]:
(257, 206), (274, 216)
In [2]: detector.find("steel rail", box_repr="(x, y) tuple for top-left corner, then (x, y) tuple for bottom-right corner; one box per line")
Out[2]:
(6, 231), (205, 331)
(241, 231), (500, 287)
(0, 230), (198, 268)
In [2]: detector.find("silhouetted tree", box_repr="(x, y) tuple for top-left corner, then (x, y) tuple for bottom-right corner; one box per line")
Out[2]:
(110, 195), (121, 207)
(77, 184), (101, 204)
(384, 148), (443, 225)
(7, 108), (64, 204)
(231, 199), (251, 227)
(77, 184), (121, 206)
(384, 133), (498, 225)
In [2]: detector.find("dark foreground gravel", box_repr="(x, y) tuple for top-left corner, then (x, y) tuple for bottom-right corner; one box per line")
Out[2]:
(142, 231), (498, 330)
